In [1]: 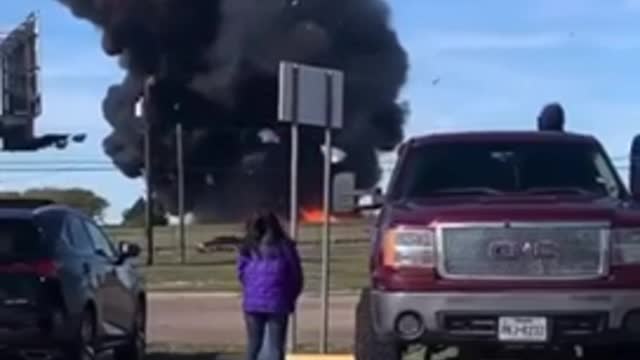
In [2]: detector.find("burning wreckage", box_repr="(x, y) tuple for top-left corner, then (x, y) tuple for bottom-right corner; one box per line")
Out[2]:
(55, 0), (409, 222)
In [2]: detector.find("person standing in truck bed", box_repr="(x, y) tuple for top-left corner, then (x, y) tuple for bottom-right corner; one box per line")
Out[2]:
(237, 211), (304, 360)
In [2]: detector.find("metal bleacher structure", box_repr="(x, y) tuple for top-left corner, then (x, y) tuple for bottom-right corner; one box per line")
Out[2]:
(0, 12), (85, 152)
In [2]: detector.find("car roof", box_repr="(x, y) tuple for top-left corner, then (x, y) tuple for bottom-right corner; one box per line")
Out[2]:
(0, 208), (37, 220)
(408, 131), (599, 147)
(0, 200), (75, 221)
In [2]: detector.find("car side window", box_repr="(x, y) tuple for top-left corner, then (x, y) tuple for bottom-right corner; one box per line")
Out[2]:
(84, 220), (117, 260)
(35, 212), (64, 254)
(64, 215), (94, 254)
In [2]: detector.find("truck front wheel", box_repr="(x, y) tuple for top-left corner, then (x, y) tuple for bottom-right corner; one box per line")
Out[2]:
(583, 344), (640, 360)
(354, 289), (402, 360)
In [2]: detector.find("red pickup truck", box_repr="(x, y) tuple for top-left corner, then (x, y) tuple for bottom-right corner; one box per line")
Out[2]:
(336, 130), (640, 360)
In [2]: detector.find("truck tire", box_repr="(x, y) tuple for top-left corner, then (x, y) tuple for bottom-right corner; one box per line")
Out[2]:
(354, 289), (402, 360)
(617, 344), (640, 360)
(583, 344), (640, 360)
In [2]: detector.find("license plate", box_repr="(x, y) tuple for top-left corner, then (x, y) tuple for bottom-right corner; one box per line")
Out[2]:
(498, 317), (548, 342)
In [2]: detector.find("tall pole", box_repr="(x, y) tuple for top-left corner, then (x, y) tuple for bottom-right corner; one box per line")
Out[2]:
(320, 71), (334, 354)
(143, 76), (155, 266)
(288, 65), (300, 353)
(177, 122), (186, 264)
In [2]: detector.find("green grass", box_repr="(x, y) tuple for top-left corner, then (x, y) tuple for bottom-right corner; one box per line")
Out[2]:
(106, 222), (371, 256)
(141, 244), (369, 292)
(105, 223), (371, 292)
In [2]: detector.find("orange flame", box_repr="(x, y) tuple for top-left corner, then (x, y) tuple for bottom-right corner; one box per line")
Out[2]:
(301, 208), (339, 224)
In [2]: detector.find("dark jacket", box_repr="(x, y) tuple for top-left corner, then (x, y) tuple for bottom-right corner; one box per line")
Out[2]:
(237, 238), (304, 314)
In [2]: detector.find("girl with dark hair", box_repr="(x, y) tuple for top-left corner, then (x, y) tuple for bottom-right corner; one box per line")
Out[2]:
(237, 211), (304, 360)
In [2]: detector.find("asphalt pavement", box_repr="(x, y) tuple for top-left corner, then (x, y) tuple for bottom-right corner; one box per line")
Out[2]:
(148, 292), (357, 350)
(108, 293), (583, 360)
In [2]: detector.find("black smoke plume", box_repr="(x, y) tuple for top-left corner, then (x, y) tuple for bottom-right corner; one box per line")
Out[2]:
(55, 0), (409, 222)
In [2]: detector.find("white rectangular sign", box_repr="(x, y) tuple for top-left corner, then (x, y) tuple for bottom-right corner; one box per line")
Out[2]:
(278, 61), (344, 129)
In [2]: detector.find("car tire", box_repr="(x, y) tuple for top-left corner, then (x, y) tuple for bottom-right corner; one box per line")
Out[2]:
(354, 289), (402, 360)
(114, 301), (147, 360)
(65, 308), (98, 360)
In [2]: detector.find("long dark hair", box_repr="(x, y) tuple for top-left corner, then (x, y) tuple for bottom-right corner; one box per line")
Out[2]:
(241, 211), (289, 257)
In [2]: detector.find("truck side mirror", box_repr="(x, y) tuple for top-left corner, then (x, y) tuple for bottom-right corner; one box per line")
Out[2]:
(332, 172), (384, 213)
(371, 188), (384, 206)
(332, 172), (358, 213)
(631, 135), (640, 200)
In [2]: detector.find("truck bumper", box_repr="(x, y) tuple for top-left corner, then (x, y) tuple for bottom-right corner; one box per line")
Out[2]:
(370, 289), (640, 346)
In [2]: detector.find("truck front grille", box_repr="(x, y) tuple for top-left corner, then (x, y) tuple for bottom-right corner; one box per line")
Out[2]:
(438, 222), (609, 280)
(443, 315), (497, 336)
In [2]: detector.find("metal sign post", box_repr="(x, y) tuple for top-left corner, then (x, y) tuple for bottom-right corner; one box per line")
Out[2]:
(280, 63), (300, 352)
(279, 63), (298, 352)
(319, 71), (334, 354)
(279, 61), (344, 354)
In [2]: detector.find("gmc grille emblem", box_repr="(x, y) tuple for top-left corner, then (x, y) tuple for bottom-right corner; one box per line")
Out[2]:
(488, 240), (559, 260)
(533, 240), (560, 259)
(488, 241), (518, 259)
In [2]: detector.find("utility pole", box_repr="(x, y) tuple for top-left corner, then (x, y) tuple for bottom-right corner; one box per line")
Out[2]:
(176, 122), (186, 264)
(143, 76), (156, 266)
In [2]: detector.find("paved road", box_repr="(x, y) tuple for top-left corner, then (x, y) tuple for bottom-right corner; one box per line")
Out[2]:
(130, 293), (587, 360)
(146, 354), (236, 360)
(148, 292), (358, 350)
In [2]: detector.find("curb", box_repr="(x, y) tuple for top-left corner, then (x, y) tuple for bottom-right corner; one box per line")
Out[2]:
(288, 355), (353, 360)
(148, 291), (360, 299)
(148, 292), (241, 299)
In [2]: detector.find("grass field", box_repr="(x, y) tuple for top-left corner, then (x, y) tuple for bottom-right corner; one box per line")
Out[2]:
(104, 222), (372, 292)
(140, 244), (369, 292)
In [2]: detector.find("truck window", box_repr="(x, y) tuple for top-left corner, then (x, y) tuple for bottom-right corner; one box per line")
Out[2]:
(397, 141), (624, 199)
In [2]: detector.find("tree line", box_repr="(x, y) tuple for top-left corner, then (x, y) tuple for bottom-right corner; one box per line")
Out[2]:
(0, 188), (166, 226)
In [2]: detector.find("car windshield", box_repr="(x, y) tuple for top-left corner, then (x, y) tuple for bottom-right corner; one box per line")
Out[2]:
(397, 140), (624, 199)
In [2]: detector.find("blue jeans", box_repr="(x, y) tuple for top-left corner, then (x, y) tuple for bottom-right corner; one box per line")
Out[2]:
(244, 312), (289, 360)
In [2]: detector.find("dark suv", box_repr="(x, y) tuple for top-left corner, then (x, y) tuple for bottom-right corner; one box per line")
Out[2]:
(0, 199), (146, 360)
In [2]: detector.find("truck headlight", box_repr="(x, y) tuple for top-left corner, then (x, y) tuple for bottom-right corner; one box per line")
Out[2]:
(382, 226), (436, 268)
(612, 229), (640, 265)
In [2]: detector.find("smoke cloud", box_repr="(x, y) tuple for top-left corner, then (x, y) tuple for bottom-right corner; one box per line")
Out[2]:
(55, 0), (409, 222)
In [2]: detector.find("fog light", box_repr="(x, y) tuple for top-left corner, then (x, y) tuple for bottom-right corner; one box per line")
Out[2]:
(395, 312), (423, 339)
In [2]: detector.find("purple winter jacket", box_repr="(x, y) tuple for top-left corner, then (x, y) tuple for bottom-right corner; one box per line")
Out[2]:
(237, 239), (304, 314)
